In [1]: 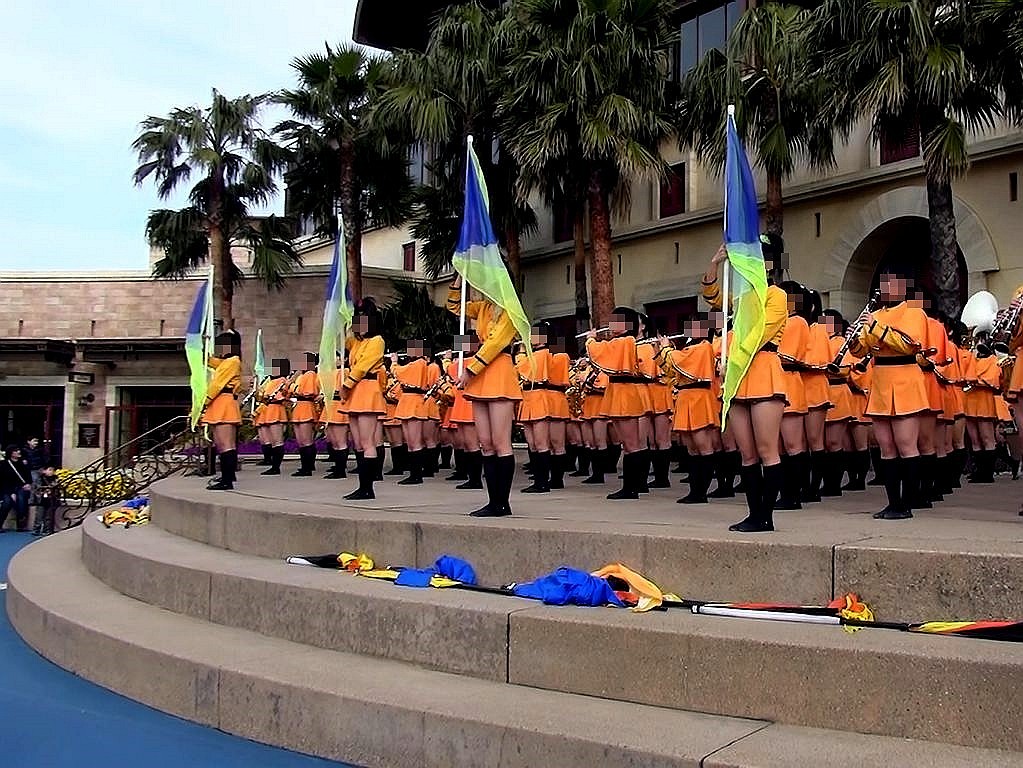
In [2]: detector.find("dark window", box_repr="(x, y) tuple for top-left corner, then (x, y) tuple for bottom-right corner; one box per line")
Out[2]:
(659, 163), (686, 218)
(644, 297), (699, 337)
(552, 196), (574, 244)
(402, 242), (416, 272)
(1011, 172), (1018, 202)
(680, 1), (746, 75)
(880, 120), (920, 165)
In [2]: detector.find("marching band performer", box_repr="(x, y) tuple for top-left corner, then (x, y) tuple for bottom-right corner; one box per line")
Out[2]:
(381, 357), (407, 477)
(849, 270), (930, 520)
(518, 322), (558, 493)
(422, 353), (443, 477)
(963, 339), (1001, 484)
(444, 344), (484, 490)
(658, 314), (719, 504)
(321, 352), (350, 480)
(704, 238), (788, 533)
(579, 356), (612, 485)
(639, 315), (675, 489)
(822, 311), (855, 496)
(448, 276), (522, 517)
(802, 290), (833, 502)
(586, 308), (649, 500)
(393, 341), (436, 485)
(340, 298), (387, 500)
(288, 352), (321, 477)
(913, 290), (949, 505)
(203, 330), (243, 491)
(546, 333), (572, 489)
(255, 358), (292, 476)
(775, 281), (810, 510)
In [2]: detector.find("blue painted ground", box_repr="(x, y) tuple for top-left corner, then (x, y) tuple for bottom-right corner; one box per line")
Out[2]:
(0, 532), (350, 768)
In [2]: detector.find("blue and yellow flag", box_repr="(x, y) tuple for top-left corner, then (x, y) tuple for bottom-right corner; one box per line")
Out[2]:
(721, 110), (769, 427)
(452, 137), (532, 362)
(185, 274), (212, 429)
(318, 215), (354, 405)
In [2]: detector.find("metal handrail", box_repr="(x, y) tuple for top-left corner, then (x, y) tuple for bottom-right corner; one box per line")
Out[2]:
(56, 415), (209, 529)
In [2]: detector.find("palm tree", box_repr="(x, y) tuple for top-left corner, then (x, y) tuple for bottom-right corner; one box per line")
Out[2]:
(133, 90), (297, 326)
(373, 2), (536, 285)
(678, 2), (835, 238)
(380, 279), (456, 351)
(813, 0), (1003, 316)
(500, 0), (677, 325)
(276, 43), (414, 302)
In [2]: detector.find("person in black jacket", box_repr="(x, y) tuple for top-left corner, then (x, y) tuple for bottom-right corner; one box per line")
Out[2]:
(23, 437), (48, 485)
(0, 445), (33, 532)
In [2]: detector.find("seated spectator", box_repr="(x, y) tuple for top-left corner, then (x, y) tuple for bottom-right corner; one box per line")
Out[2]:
(23, 437), (48, 486)
(32, 465), (60, 536)
(0, 445), (32, 532)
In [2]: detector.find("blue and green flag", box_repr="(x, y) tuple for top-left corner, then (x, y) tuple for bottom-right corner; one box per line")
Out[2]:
(253, 328), (266, 382)
(452, 137), (532, 362)
(721, 110), (769, 427)
(318, 215), (354, 405)
(185, 268), (213, 428)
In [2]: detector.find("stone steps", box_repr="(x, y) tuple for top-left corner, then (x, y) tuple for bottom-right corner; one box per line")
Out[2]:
(80, 515), (1023, 752)
(8, 529), (1019, 768)
(149, 482), (1023, 624)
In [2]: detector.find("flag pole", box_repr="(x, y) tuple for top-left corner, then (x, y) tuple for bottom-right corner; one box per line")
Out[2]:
(720, 105), (735, 391)
(458, 136), (473, 377)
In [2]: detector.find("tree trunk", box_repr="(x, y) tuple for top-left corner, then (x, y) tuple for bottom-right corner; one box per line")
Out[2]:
(339, 145), (362, 304)
(208, 174), (231, 329)
(504, 220), (522, 294)
(926, 175), (961, 318)
(573, 202), (590, 333)
(765, 171), (783, 238)
(587, 172), (616, 328)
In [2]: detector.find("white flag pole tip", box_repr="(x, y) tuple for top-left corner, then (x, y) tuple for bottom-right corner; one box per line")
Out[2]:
(727, 104), (735, 116)
(467, 134), (474, 146)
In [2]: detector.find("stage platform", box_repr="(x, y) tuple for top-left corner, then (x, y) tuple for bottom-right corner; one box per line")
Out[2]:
(7, 468), (1023, 767)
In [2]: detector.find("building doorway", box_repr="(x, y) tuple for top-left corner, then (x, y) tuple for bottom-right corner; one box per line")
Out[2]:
(104, 386), (191, 458)
(842, 216), (968, 311)
(0, 386), (64, 467)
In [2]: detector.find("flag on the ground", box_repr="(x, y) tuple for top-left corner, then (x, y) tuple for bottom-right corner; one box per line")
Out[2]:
(721, 109), (768, 427)
(452, 137), (532, 362)
(185, 271), (213, 429)
(319, 214), (354, 405)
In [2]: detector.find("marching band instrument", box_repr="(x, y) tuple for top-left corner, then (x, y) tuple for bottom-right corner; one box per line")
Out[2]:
(423, 371), (455, 405)
(991, 294), (1023, 358)
(637, 334), (688, 346)
(828, 289), (881, 374)
(961, 290), (999, 355)
(576, 327), (611, 339)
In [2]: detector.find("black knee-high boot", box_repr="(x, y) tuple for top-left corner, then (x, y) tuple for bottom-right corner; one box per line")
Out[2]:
(257, 444), (272, 466)
(292, 445), (314, 477)
(802, 451), (824, 502)
(776, 453), (804, 510)
(868, 447), (885, 485)
(678, 454), (712, 504)
(439, 445), (453, 469)
(582, 448), (606, 484)
(606, 444), (622, 476)
(729, 463), (767, 532)
(916, 453), (936, 506)
(343, 453), (376, 500)
(457, 451), (484, 489)
(522, 451), (551, 493)
(709, 450), (739, 498)
(261, 445), (283, 476)
(969, 449), (995, 483)
(901, 456), (921, 515)
(759, 463), (782, 531)
(635, 449), (651, 493)
(549, 453), (566, 489)
(399, 450), (424, 485)
(820, 451), (845, 497)
(208, 450), (237, 490)
(649, 448), (672, 489)
(607, 452), (640, 500)
(446, 449), (467, 481)
(570, 446), (591, 477)
(422, 446), (438, 478)
(386, 445), (407, 476)
(874, 457), (911, 519)
(842, 450), (869, 491)
(470, 455), (511, 517)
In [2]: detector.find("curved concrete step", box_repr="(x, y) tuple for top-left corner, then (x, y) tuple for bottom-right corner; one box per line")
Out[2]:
(148, 478), (1023, 625)
(8, 531), (1019, 768)
(81, 515), (1023, 752)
